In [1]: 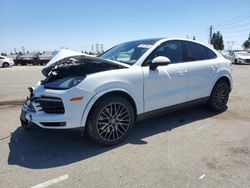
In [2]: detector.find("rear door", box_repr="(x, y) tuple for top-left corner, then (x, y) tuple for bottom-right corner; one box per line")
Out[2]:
(182, 41), (218, 101)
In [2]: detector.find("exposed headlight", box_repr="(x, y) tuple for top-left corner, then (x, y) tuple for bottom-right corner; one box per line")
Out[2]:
(44, 76), (85, 89)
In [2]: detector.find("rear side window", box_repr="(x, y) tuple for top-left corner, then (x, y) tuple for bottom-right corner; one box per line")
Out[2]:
(207, 48), (217, 59)
(183, 41), (216, 62)
(0, 57), (4, 59)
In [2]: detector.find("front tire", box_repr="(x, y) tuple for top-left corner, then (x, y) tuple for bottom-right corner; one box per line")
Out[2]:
(208, 79), (230, 112)
(87, 96), (135, 146)
(2, 62), (9, 68)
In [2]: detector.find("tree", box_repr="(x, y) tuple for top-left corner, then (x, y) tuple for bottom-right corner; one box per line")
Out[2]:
(243, 40), (250, 49)
(242, 33), (250, 49)
(210, 31), (224, 50)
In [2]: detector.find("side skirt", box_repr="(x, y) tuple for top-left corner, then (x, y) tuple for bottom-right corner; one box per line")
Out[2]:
(136, 97), (209, 121)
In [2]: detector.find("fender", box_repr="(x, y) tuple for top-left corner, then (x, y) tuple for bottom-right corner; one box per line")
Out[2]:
(80, 88), (141, 127)
(208, 70), (233, 95)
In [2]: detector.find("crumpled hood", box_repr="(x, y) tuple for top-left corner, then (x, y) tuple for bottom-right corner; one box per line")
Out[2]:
(42, 49), (130, 77)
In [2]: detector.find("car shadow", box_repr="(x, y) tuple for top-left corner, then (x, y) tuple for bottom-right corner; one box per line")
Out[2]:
(8, 105), (224, 169)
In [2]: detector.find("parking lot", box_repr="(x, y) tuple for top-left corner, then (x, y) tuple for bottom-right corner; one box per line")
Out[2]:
(0, 65), (249, 188)
(0, 66), (44, 103)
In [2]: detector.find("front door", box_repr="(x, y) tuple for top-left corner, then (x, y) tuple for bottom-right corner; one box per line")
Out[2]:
(142, 40), (188, 112)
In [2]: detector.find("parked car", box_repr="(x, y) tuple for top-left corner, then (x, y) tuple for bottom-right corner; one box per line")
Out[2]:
(220, 51), (233, 61)
(231, 51), (250, 64)
(6, 54), (21, 65)
(20, 38), (232, 145)
(0, 55), (15, 68)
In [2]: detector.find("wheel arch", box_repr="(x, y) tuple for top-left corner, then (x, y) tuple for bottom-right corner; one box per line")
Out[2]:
(80, 89), (139, 127)
(2, 62), (9, 67)
(209, 75), (232, 96)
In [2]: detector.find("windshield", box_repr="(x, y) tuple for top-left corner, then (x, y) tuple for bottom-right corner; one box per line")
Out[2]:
(100, 39), (160, 65)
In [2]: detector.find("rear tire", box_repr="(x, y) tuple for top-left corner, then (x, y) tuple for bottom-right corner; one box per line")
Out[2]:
(87, 96), (135, 146)
(2, 62), (9, 68)
(208, 79), (230, 112)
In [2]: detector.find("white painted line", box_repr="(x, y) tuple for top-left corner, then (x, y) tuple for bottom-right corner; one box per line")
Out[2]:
(31, 174), (69, 188)
(198, 174), (205, 180)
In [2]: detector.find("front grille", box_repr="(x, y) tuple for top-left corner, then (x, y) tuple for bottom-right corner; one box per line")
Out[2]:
(245, 59), (250, 63)
(34, 96), (65, 114)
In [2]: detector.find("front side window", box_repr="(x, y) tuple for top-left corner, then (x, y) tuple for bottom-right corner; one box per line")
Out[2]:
(100, 39), (160, 65)
(183, 41), (216, 62)
(143, 40), (183, 66)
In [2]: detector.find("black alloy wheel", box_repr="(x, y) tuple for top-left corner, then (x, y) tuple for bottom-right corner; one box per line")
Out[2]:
(209, 79), (230, 112)
(87, 96), (135, 145)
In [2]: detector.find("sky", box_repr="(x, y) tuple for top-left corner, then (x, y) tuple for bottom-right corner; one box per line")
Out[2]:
(0, 0), (250, 53)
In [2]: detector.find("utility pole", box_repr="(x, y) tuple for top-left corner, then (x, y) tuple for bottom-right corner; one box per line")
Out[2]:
(95, 43), (99, 54)
(100, 44), (104, 53)
(91, 44), (94, 53)
(209, 26), (213, 44)
(22, 46), (25, 54)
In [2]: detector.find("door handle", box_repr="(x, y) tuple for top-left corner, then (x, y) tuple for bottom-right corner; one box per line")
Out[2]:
(211, 65), (218, 71)
(178, 70), (187, 76)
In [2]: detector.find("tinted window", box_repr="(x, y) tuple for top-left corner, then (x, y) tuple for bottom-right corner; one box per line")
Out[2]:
(207, 48), (217, 59)
(143, 41), (183, 65)
(183, 41), (216, 61)
(0, 57), (4, 59)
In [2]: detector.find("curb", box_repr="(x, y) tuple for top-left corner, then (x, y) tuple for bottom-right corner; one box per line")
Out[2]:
(0, 99), (25, 107)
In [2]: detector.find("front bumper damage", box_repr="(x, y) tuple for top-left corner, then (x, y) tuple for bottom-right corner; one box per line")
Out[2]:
(20, 86), (92, 130)
(20, 100), (36, 130)
(20, 87), (36, 130)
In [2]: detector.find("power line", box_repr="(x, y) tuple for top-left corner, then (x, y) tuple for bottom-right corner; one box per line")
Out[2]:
(223, 33), (249, 39)
(217, 15), (250, 28)
(221, 29), (250, 35)
(215, 22), (250, 30)
(214, 11), (250, 27)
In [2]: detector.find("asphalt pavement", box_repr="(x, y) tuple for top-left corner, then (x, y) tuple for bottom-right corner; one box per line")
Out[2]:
(0, 65), (249, 188)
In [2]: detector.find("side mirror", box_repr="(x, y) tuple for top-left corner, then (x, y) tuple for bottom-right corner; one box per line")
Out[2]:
(149, 56), (171, 70)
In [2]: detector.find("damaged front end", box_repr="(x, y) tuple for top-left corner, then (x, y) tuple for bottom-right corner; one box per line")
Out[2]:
(20, 89), (66, 130)
(41, 50), (129, 90)
(20, 49), (130, 130)
(20, 87), (37, 130)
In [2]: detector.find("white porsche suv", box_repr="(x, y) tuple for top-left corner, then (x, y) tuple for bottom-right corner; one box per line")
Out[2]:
(20, 38), (232, 145)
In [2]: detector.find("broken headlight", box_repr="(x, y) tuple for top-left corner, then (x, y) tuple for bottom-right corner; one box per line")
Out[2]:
(44, 76), (85, 90)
